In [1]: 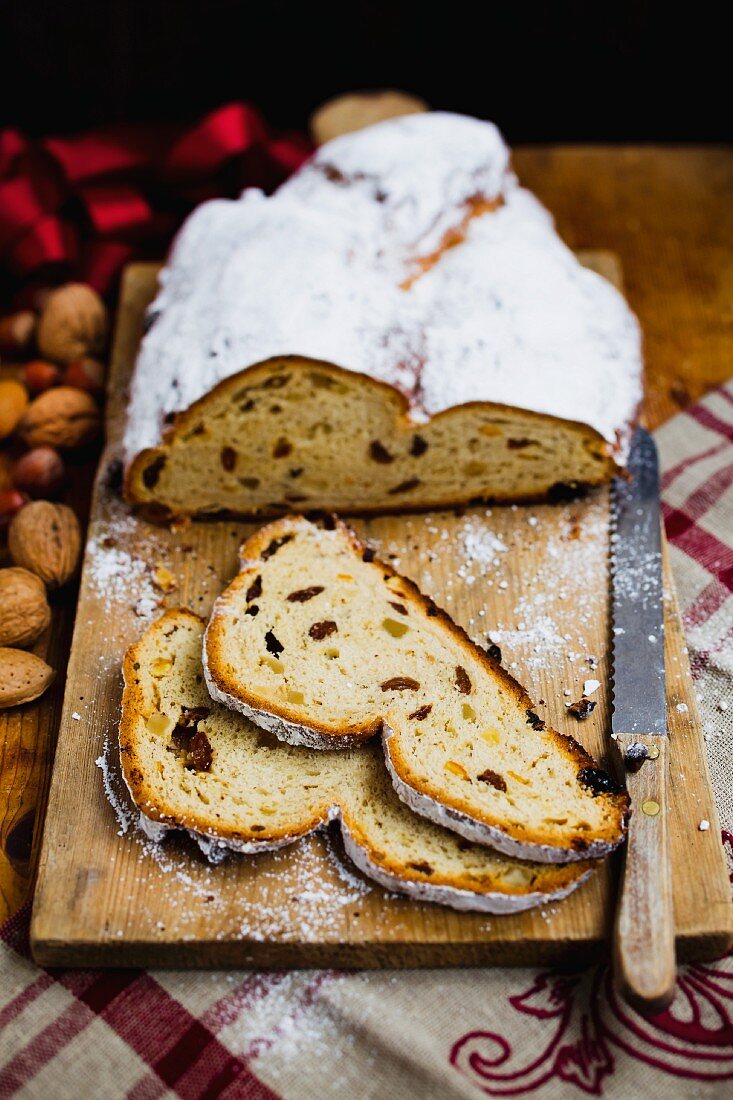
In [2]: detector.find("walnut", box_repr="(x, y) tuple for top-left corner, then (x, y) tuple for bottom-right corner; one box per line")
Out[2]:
(19, 386), (100, 450)
(36, 283), (108, 364)
(8, 501), (81, 588)
(0, 567), (51, 647)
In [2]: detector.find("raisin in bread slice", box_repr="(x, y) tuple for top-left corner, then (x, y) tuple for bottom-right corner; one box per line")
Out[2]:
(121, 609), (596, 913)
(204, 517), (629, 864)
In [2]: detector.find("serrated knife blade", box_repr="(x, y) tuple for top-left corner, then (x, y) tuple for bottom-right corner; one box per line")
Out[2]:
(611, 429), (666, 735)
(610, 427), (675, 1017)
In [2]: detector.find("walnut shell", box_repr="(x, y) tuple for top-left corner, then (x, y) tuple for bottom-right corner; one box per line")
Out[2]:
(19, 386), (100, 450)
(8, 501), (82, 588)
(36, 283), (108, 364)
(0, 647), (55, 708)
(0, 567), (51, 647)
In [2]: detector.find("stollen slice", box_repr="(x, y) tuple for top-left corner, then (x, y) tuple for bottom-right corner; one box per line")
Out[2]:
(204, 516), (629, 864)
(120, 609), (596, 914)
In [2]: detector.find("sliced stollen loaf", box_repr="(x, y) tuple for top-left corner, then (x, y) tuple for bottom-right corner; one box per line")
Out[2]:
(204, 517), (629, 864)
(120, 609), (596, 913)
(123, 112), (642, 518)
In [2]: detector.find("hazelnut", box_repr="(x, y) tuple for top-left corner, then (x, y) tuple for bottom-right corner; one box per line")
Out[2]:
(23, 359), (62, 395)
(13, 447), (66, 498)
(62, 356), (105, 395)
(19, 386), (100, 450)
(0, 567), (51, 647)
(0, 311), (36, 357)
(36, 283), (108, 364)
(8, 500), (81, 588)
(0, 379), (29, 440)
(0, 488), (28, 526)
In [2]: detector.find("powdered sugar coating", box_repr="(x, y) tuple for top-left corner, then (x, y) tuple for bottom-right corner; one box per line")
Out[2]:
(124, 112), (642, 462)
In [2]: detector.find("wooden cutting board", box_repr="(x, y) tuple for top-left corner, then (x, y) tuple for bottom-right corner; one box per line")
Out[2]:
(30, 258), (732, 968)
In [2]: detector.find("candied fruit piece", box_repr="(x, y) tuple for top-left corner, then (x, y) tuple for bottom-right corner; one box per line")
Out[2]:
(382, 617), (409, 638)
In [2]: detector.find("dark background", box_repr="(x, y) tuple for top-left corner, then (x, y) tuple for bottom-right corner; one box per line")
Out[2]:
(1, 0), (730, 142)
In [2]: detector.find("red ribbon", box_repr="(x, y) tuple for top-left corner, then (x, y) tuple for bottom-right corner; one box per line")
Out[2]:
(0, 103), (312, 304)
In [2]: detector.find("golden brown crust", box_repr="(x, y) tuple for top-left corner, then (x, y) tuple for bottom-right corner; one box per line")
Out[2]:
(124, 356), (618, 518)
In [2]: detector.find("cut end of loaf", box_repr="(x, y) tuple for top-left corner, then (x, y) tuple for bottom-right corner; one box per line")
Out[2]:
(124, 357), (618, 519)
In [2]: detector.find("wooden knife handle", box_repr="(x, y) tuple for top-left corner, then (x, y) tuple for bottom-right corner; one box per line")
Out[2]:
(613, 732), (676, 1016)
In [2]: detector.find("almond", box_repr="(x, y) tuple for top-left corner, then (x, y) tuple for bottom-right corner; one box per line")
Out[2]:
(19, 386), (100, 449)
(0, 647), (55, 708)
(0, 567), (51, 647)
(8, 501), (81, 588)
(36, 283), (108, 364)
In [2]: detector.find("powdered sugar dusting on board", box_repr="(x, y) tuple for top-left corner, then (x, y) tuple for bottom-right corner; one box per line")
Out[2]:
(480, 504), (606, 668)
(124, 112), (642, 462)
(84, 484), (181, 622)
(95, 734), (375, 940)
(87, 517), (160, 621)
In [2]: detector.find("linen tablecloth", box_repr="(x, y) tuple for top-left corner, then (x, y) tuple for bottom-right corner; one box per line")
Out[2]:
(1, 383), (731, 1100)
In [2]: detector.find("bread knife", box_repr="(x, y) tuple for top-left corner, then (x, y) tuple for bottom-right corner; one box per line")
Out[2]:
(611, 427), (676, 1015)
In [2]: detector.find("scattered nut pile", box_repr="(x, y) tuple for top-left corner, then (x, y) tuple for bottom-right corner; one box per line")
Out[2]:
(0, 283), (107, 708)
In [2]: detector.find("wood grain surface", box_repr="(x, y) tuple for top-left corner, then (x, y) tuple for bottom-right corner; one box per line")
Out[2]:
(5, 148), (731, 933)
(27, 258), (731, 968)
